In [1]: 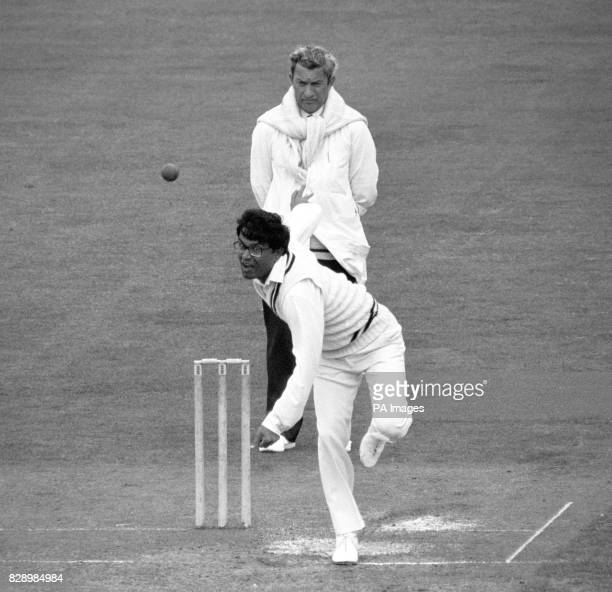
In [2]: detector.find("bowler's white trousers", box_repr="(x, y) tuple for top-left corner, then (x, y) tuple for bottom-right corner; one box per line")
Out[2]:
(314, 304), (412, 535)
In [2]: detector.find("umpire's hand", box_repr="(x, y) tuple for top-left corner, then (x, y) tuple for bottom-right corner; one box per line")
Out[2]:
(254, 425), (280, 448)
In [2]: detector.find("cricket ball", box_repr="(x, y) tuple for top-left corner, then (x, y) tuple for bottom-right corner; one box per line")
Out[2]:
(161, 163), (179, 182)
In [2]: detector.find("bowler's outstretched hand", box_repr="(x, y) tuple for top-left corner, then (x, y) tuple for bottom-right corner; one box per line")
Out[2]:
(254, 425), (280, 448)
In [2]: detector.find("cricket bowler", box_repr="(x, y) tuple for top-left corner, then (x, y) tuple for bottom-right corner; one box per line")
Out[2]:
(235, 202), (412, 565)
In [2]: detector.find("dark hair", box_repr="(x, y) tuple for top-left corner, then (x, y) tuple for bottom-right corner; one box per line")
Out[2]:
(236, 209), (290, 252)
(289, 45), (338, 81)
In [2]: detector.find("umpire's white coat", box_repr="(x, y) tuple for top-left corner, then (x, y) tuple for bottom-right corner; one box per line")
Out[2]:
(250, 87), (378, 284)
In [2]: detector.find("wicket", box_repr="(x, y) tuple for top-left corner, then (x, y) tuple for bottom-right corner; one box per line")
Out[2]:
(193, 358), (251, 528)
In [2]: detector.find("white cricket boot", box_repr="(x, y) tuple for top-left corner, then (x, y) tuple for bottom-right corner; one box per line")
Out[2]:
(332, 531), (359, 565)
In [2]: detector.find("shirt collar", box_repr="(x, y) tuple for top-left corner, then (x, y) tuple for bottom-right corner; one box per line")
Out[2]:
(253, 253), (288, 289)
(300, 106), (324, 118)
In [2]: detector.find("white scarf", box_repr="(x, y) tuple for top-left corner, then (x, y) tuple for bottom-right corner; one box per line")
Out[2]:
(257, 87), (367, 180)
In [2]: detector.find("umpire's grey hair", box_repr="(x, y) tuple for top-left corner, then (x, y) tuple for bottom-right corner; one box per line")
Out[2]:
(289, 45), (338, 81)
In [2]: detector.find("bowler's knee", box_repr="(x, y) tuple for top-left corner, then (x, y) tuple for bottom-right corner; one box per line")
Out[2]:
(317, 420), (349, 448)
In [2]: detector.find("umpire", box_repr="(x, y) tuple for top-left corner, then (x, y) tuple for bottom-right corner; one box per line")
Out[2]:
(249, 45), (379, 450)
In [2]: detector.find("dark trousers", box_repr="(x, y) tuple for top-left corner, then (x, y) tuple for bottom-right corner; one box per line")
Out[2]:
(263, 257), (356, 443)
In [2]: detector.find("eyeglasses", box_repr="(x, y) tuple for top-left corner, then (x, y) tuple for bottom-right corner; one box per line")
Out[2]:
(233, 240), (271, 258)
